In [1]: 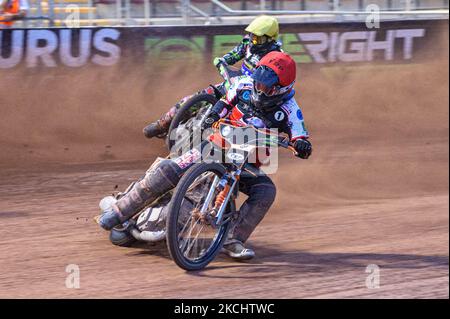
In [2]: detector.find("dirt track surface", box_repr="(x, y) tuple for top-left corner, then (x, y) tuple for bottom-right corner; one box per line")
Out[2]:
(0, 55), (449, 297)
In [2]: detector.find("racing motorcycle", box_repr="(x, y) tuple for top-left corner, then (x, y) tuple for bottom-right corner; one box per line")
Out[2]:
(100, 119), (298, 271)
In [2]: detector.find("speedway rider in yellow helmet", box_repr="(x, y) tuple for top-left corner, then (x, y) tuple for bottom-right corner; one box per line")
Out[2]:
(229, 15), (281, 76)
(143, 15), (283, 139)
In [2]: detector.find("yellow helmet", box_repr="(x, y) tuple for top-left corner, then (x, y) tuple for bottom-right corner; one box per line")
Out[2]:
(245, 15), (279, 40)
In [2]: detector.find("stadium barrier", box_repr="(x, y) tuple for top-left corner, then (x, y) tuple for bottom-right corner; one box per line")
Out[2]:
(0, 19), (448, 70)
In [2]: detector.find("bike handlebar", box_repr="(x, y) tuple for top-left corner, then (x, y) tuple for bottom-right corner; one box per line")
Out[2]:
(213, 119), (299, 156)
(217, 61), (241, 87)
(277, 135), (298, 156)
(217, 61), (231, 84)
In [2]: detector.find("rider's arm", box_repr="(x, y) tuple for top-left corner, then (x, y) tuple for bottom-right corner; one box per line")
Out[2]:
(280, 98), (312, 159)
(211, 78), (241, 116)
(222, 36), (250, 66)
(211, 100), (231, 117)
(202, 99), (231, 129)
(280, 98), (310, 142)
(203, 82), (241, 129)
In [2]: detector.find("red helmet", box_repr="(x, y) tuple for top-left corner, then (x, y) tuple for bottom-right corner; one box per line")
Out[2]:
(251, 51), (296, 111)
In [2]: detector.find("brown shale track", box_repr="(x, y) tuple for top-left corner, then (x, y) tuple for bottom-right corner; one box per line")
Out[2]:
(0, 52), (448, 298)
(0, 136), (448, 298)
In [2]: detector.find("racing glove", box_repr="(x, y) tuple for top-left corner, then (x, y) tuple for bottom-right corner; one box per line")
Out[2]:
(201, 112), (221, 130)
(213, 57), (227, 70)
(294, 139), (312, 159)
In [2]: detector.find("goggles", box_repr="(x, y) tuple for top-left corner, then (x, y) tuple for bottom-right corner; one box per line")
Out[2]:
(249, 33), (270, 46)
(252, 66), (294, 97)
(254, 81), (294, 97)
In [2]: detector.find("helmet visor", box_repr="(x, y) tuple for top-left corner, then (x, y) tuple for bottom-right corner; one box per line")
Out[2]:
(252, 66), (282, 97)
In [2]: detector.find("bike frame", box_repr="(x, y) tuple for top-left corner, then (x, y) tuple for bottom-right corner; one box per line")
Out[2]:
(202, 118), (297, 228)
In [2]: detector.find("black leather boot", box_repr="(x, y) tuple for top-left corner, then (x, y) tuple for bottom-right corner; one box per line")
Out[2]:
(143, 121), (168, 139)
(143, 106), (178, 139)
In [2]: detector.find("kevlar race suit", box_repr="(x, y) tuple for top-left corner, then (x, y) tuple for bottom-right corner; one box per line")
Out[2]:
(105, 76), (309, 244)
(150, 36), (283, 133)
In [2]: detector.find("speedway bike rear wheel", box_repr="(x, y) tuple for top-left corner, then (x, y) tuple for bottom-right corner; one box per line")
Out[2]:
(166, 94), (218, 152)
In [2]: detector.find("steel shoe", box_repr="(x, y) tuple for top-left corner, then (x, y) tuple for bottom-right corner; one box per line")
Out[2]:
(221, 240), (255, 260)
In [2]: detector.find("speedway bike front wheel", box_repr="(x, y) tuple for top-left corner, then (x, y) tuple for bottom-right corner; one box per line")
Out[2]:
(166, 163), (236, 271)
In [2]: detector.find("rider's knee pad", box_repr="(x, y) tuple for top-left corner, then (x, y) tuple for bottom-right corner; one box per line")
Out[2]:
(115, 159), (183, 222)
(142, 159), (182, 190)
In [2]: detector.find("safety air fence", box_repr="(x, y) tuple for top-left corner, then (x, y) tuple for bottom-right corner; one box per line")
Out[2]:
(0, 19), (448, 71)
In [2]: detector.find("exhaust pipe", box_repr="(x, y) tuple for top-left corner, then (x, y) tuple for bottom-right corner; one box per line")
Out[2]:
(129, 227), (166, 242)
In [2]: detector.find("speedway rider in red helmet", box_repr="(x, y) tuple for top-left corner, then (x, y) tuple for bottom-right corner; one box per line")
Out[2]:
(99, 52), (312, 260)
